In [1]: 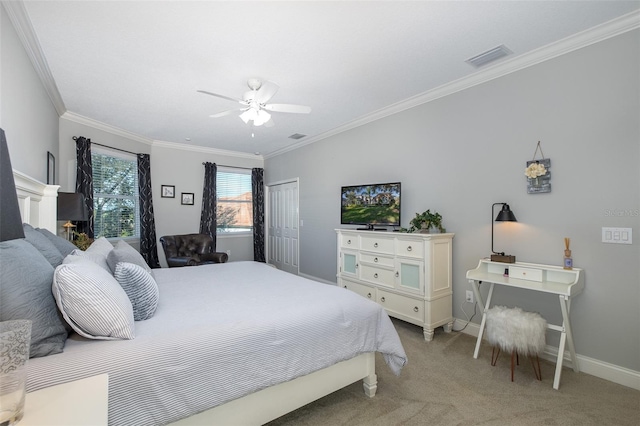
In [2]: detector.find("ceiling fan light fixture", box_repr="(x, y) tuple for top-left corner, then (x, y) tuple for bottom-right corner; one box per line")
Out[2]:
(239, 108), (256, 124)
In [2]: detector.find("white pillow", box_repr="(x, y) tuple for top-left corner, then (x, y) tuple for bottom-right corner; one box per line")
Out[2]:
(114, 262), (159, 321)
(53, 262), (135, 340)
(71, 237), (113, 272)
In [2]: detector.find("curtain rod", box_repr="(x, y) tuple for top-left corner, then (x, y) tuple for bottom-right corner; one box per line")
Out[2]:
(73, 136), (139, 156)
(202, 162), (256, 171)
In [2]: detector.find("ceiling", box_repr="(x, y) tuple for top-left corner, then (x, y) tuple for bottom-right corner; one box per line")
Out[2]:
(14, 1), (640, 157)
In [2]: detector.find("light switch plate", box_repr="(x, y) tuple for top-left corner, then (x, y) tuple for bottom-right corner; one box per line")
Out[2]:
(602, 227), (632, 244)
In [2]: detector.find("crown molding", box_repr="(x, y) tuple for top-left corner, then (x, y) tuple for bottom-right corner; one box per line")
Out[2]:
(2, 0), (66, 116)
(264, 9), (640, 159)
(152, 139), (263, 160)
(61, 111), (154, 146)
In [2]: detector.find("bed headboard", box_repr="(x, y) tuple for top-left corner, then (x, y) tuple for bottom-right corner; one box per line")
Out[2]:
(13, 169), (59, 233)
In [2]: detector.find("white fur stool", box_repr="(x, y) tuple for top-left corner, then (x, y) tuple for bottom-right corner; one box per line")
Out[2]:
(485, 306), (547, 382)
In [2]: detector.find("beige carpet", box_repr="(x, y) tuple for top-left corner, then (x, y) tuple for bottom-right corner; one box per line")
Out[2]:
(267, 319), (639, 426)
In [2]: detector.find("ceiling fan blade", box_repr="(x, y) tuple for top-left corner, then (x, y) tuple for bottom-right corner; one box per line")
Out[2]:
(263, 103), (311, 114)
(197, 90), (242, 104)
(209, 108), (243, 118)
(254, 80), (279, 104)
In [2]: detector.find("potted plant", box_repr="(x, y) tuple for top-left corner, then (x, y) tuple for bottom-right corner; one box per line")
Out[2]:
(407, 210), (446, 233)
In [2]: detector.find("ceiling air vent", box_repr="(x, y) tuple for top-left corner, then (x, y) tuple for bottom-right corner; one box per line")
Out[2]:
(288, 133), (307, 140)
(466, 45), (512, 68)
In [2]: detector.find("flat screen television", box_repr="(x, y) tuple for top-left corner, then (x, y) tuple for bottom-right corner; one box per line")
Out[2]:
(341, 182), (401, 230)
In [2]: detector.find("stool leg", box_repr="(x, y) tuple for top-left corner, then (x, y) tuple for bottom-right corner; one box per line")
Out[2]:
(530, 355), (542, 381)
(510, 350), (515, 382)
(491, 347), (501, 366)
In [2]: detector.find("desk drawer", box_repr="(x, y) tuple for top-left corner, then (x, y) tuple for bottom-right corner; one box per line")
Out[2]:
(509, 266), (543, 282)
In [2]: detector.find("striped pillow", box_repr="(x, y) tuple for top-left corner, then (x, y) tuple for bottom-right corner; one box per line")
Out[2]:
(113, 262), (159, 321)
(53, 262), (135, 340)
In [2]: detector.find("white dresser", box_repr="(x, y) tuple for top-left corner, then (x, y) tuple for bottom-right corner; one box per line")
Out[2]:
(336, 229), (454, 341)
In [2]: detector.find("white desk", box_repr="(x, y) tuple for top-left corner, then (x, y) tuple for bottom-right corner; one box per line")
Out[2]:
(466, 260), (584, 390)
(21, 374), (109, 425)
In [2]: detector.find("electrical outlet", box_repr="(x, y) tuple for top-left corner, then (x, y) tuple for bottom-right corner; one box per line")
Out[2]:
(465, 290), (474, 304)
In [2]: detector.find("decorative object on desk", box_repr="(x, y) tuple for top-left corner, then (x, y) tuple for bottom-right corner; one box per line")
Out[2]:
(57, 192), (89, 241)
(73, 232), (93, 250)
(46, 151), (55, 185)
(181, 192), (194, 205)
(407, 210), (446, 233)
(161, 185), (175, 198)
(564, 237), (573, 270)
(491, 203), (517, 263)
(0, 129), (26, 242)
(525, 141), (551, 194)
(0, 319), (32, 425)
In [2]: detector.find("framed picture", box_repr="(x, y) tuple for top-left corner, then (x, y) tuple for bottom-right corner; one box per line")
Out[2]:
(47, 151), (55, 185)
(161, 185), (175, 198)
(181, 192), (194, 205)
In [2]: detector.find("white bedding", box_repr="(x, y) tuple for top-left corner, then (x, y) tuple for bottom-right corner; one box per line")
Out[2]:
(27, 261), (407, 425)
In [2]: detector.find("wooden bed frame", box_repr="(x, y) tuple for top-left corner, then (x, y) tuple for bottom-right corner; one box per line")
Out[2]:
(14, 169), (378, 425)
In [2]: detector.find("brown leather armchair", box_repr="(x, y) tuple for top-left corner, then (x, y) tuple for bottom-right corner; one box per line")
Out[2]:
(160, 234), (228, 267)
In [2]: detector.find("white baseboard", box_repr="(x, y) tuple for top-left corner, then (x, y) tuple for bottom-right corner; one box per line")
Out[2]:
(452, 318), (640, 391)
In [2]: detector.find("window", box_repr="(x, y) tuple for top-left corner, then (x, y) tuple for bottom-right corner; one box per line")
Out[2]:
(92, 148), (139, 239)
(217, 168), (252, 234)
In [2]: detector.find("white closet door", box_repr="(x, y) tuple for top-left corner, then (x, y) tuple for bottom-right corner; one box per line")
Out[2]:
(267, 180), (299, 274)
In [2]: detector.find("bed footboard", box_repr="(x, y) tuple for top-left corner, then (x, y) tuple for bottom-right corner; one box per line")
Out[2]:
(171, 352), (376, 426)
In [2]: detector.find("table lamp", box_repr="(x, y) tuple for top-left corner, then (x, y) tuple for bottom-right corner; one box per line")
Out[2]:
(491, 202), (517, 263)
(57, 192), (88, 241)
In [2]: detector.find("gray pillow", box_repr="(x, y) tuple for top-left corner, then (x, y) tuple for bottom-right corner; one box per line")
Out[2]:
(71, 237), (113, 273)
(0, 239), (68, 357)
(107, 240), (151, 274)
(53, 261), (135, 340)
(23, 223), (64, 268)
(36, 227), (77, 258)
(114, 262), (159, 321)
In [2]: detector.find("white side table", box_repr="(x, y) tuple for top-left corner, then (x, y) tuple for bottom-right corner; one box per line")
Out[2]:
(21, 374), (109, 426)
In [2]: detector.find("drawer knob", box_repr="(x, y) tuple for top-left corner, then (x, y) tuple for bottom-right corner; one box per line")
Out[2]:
(347, 239), (351, 244)
(413, 306), (419, 312)
(374, 273), (378, 278)
(395, 271), (399, 277)
(407, 246), (412, 251)
(374, 242), (378, 248)
(374, 257), (378, 263)
(367, 293), (372, 298)
(380, 297), (386, 302)
(356, 264), (359, 269)
(343, 285), (347, 288)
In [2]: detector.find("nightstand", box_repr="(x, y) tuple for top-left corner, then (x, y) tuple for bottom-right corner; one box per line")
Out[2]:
(21, 374), (109, 425)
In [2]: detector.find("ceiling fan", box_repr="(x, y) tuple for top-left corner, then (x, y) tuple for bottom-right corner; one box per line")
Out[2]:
(198, 78), (311, 127)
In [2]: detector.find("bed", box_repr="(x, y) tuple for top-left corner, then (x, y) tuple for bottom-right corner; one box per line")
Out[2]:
(8, 170), (407, 426)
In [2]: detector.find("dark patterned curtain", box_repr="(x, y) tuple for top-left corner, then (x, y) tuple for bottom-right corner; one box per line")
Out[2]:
(252, 168), (265, 262)
(199, 162), (217, 249)
(74, 136), (94, 238)
(137, 154), (160, 268)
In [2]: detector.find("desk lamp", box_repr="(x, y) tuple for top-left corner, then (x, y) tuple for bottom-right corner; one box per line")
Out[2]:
(491, 202), (517, 263)
(57, 192), (88, 241)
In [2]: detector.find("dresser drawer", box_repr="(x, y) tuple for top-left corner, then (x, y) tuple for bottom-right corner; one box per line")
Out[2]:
(377, 289), (424, 323)
(360, 235), (394, 254)
(360, 265), (394, 287)
(360, 253), (394, 267)
(340, 279), (375, 301)
(396, 239), (424, 259)
(340, 234), (359, 250)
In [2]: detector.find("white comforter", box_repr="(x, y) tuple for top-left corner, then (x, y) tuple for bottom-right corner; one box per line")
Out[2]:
(27, 261), (407, 425)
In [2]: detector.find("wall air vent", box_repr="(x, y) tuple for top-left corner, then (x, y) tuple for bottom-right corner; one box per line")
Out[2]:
(466, 45), (513, 68)
(288, 133), (307, 140)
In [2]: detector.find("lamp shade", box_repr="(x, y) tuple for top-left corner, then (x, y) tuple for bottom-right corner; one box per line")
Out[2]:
(495, 203), (517, 222)
(0, 128), (26, 242)
(57, 192), (88, 221)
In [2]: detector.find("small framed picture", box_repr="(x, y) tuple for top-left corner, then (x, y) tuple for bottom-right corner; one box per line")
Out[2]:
(181, 192), (194, 205)
(161, 185), (175, 198)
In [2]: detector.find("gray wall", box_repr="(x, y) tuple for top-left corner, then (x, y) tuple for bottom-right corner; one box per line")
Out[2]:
(265, 30), (640, 371)
(1, 6), (58, 182)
